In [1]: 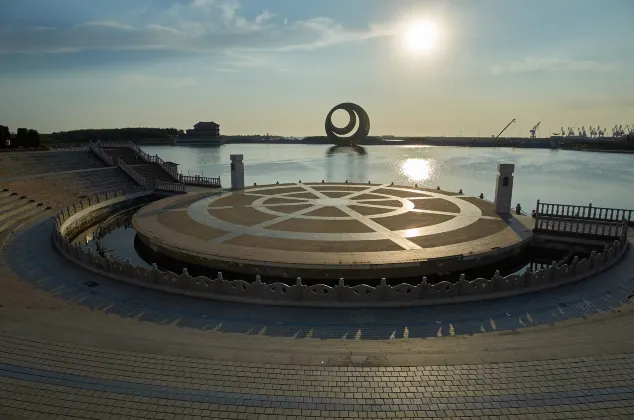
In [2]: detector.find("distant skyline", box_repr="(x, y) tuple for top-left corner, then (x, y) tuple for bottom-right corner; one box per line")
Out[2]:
(1, 0), (633, 136)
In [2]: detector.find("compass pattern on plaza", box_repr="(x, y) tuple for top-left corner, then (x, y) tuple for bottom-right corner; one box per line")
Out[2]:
(185, 183), (502, 251)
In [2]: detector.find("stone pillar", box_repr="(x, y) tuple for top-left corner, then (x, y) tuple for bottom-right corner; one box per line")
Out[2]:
(230, 154), (244, 190)
(494, 163), (514, 214)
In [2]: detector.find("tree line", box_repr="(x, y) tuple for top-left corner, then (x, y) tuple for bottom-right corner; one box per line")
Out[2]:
(40, 127), (184, 144)
(0, 125), (41, 149)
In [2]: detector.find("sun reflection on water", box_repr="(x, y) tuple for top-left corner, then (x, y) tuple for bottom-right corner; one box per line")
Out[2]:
(401, 158), (434, 182)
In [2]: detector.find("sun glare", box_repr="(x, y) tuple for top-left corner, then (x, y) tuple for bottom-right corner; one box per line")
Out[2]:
(401, 158), (432, 182)
(402, 20), (439, 54)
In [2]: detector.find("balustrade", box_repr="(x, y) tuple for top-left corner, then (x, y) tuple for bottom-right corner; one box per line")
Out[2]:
(117, 159), (147, 187)
(92, 139), (221, 188)
(536, 200), (633, 222)
(155, 180), (185, 193)
(89, 141), (114, 166)
(53, 191), (629, 306)
(178, 174), (221, 187)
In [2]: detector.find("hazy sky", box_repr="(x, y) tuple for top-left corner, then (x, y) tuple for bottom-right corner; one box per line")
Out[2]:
(1, 0), (633, 136)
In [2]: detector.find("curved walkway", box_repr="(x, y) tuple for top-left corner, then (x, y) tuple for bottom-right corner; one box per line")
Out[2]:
(6, 219), (634, 340)
(1, 216), (634, 419)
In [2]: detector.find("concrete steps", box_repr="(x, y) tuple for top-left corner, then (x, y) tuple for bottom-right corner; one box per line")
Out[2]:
(101, 148), (140, 166)
(130, 163), (177, 184)
(0, 151), (106, 178)
(0, 190), (15, 199)
(0, 193), (22, 209)
(0, 200), (40, 225)
(0, 203), (48, 235)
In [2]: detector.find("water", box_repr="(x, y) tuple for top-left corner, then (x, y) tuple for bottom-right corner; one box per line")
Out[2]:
(141, 144), (634, 211)
(76, 210), (577, 285)
(73, 208), (151, 269)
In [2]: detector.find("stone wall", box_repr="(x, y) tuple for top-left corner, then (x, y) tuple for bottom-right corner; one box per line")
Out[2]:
(53, 194), (631, 308)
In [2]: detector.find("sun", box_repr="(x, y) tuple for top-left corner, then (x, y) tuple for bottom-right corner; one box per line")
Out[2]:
(402, 20), (439, 54)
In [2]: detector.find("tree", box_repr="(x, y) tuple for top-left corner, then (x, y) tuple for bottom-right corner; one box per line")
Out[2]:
(27, 129), (40, 147)
(0, 125), (9, 148)
(15, 128), (28, 148)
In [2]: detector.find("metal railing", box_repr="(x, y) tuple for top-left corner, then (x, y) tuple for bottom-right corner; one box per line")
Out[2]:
(117, 159), (147, 187)
(155, 180), (185, 193)
(536, 200), (633, 223)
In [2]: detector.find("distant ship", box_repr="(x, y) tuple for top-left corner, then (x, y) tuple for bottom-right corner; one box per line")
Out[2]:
(176, 121), (227, 146)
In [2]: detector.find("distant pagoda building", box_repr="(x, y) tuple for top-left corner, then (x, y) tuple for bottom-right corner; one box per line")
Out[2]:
(176, 121), (225, 145)
(186, 121), (220, 138)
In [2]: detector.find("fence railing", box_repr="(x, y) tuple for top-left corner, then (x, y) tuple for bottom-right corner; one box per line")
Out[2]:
(117, 159), (147, 187)
(99, 140), (180, 181)
(89, 141), (113, 166)
(536, 200), (633, 223)
(534, 216), (628, 239)
(97, 140), (219, 186)
(155, 180), (185, 193)
(178, 174), (221, 187)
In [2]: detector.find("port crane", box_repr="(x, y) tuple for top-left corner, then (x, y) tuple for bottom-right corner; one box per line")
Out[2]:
(612, 125), (625, 137)
(495, 118), (516, 138)
(529, 122), (541, 138)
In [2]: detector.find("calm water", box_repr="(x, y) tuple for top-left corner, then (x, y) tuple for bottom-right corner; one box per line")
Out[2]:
(141, 144), (634, 211)
(78, 211), (570, 283)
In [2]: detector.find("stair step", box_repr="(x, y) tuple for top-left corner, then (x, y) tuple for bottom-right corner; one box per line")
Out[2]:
(0, 200), (41, 224)
(0, 193), (22, 207)
(0, 204), (47, 234)
(0, 196), (27, 213)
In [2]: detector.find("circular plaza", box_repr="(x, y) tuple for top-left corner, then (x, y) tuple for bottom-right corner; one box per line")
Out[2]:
(132, 182), (533, 281)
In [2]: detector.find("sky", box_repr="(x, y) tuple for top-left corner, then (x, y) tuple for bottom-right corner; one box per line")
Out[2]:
(1, 0), (633, 137)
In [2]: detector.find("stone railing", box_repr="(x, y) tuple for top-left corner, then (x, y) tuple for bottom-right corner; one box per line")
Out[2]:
(535, 217), (628, 238)
(95, 140), (221, 188)
(536, 200), (633, 223)
(178, 174), (221, 188)
(53, 193), (630, 307)
(97, 140), (180, 181)
(53, 187), (150, 237)
(117, 159), (147, 187)
(155, 180), (185, 193)
(88, 141), (113, 166)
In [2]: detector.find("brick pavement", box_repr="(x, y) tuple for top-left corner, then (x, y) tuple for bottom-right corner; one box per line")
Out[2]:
(1, 330), (634, 419)
(1, 214), (634, 418)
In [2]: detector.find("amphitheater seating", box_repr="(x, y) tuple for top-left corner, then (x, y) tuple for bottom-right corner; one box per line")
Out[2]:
(1, 179), (78, 209)
(0, 151), (106, 178)
(0, 189), (52, 242)
(129, 163), (177, 184)
(1, 168), (139, 208)
(45, 168), (140, 198)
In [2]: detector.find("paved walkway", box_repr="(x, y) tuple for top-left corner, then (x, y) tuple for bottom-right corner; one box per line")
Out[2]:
(1, 215), (634, 418)
(5, 219), (634, 340)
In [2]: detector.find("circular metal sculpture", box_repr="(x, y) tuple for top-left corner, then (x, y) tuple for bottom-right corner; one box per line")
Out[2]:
(325, 102), (370, 146)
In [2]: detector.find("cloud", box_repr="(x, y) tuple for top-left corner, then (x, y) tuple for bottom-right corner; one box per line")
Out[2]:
(217, 49), (293, 72)
(491, 57), (617, 75)
(118, 74), (197, 88)
(0, 0), (395, 56)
